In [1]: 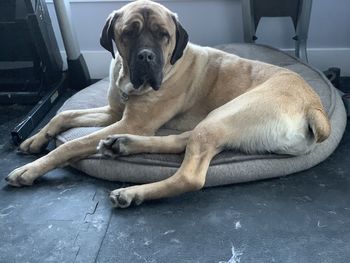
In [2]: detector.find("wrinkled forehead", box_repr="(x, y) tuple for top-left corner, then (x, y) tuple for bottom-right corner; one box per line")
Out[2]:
(120, 2), (173, 31)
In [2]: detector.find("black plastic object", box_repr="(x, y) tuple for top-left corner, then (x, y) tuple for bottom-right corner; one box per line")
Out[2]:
(324, 67), (341, 90)
(11, 74), (67, 146)
(67, 54), (91, 90)
(0, 0), (63, 98)
(323, 67), (350, 117)
(0, 0), (67, 144)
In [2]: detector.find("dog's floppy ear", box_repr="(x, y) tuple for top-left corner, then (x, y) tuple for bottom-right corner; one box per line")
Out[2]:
(100, 11), (120, 58)
(170, 15), (189, 65)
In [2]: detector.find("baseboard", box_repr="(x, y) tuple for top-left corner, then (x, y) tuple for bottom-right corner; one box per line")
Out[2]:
(61, 47), (350, 79)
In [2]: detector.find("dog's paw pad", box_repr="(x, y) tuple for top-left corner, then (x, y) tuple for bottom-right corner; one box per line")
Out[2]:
(109, 187), (143, 208)
(109, 189), (133, 208)
(5, 166), (36, 187)
(97, 136), (130, 158)
(19, 134), (49, 154)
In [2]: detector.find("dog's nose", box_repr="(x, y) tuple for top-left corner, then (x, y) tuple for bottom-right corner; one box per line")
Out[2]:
(137, 49), (155, 63)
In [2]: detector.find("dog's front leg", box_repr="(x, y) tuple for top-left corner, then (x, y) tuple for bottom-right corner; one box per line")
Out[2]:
(5, 95), (181, 187)
(5, 120), (148, 187)
(19, 106), (120, 154)
(98, 131), (192, 157)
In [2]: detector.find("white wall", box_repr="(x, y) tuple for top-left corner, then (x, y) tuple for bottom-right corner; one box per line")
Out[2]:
(46, 0), (350, 78)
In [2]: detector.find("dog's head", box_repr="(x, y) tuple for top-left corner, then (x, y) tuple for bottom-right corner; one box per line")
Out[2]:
(100, 0), (188, 91)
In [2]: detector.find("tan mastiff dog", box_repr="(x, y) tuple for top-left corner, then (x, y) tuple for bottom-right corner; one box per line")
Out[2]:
(6, 0), (330, 208)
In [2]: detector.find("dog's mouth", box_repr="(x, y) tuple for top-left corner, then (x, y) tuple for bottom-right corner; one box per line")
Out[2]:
(129, 47), (164, 91)
(130, 71), (163, 91)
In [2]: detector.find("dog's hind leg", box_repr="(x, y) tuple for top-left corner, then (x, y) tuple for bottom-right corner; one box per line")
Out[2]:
(20, 106), (120, 154)
(97, 131), (192, 157)
(108, 124), (227, 208)
(107, 83), (322, 208)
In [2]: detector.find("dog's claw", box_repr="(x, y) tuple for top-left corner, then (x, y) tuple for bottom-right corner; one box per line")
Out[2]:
(16, 148), (31, 155)
(5, 165), (38, 187)
(103, 136), (116, 146)
(109, 191), (132, 208)
(19, 133), (50, 154)
(109, 195), (117, 205)
(109, 187), (142, 208)
(97, 136), (130, 158)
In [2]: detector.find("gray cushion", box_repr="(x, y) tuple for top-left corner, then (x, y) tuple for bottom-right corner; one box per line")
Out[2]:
(56, 44), (347, 187)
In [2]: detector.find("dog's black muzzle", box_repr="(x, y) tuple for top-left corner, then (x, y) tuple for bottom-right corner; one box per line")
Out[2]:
(129, 48), (164, 91)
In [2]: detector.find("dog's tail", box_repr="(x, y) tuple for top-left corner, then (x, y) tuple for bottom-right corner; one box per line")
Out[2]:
(307, 108), (331, 143)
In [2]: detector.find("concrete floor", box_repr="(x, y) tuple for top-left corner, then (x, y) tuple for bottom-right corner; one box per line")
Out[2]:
(0, 91), (349, 263)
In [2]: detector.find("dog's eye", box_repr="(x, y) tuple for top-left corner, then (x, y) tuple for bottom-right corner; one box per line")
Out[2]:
(122, 29), (134, 38)
(156, 31), (169, 40)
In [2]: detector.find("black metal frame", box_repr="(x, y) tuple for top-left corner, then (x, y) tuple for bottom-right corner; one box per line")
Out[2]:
(11, 73), (68, 145)
(0, 0), (68, 145)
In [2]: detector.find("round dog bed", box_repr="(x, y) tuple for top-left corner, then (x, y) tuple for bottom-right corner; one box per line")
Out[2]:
(56, 44), (347, 187)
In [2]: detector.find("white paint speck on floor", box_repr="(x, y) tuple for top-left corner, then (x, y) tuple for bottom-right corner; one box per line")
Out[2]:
(219, 245), (243, 263)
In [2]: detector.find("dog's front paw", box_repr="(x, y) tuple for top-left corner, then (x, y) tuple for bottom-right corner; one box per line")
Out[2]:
(19, 133), (50, 154)
(5, 164), (40, 187)
(97, 135), (131, 158)
(109, 187), (143, 208)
